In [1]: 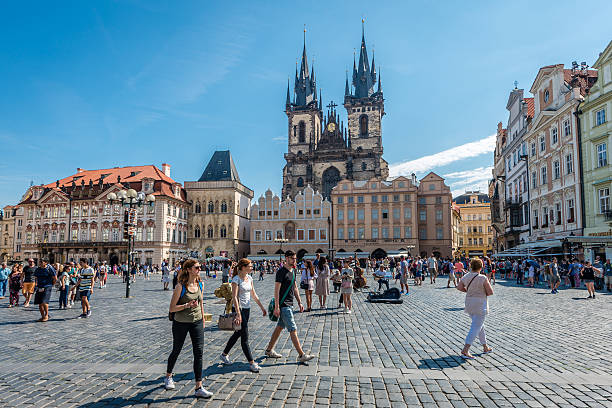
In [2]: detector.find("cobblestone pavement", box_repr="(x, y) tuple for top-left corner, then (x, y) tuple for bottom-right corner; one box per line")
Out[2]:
(1, 273), (611, 407)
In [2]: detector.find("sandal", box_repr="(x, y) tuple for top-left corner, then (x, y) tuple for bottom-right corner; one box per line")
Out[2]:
(460, 353), (475, 360)
(483, 347), (493, 354)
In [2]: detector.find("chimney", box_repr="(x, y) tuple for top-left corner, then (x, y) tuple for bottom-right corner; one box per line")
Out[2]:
(161, 163), (171, 177)
(77, 168), (84, 173)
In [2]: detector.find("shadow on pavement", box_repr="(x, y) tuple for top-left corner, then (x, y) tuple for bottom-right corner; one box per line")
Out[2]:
(417, 356), (466, 369)
(443, 307), (464, 312)
(130, 316), (166, 322)
(77, 394), (186, 408)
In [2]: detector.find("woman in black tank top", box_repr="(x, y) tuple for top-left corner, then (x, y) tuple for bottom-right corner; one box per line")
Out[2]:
(580, 261), (596, 299)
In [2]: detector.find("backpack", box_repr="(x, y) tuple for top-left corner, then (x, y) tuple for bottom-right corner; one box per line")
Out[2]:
(168, 282), (203, 321)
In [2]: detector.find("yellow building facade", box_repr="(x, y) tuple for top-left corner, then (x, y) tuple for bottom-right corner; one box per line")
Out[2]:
(454, 192), (493, 257)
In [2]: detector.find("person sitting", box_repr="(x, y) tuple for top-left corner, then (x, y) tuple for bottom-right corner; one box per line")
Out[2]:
(374, 265), (390, 291)
(353, 267), (367, 291)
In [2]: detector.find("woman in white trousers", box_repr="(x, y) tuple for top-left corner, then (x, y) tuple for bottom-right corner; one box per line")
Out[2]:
(457, 258), (494, 359)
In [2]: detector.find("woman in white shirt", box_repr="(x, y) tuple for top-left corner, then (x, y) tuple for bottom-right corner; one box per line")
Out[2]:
(220, 259), (267, 373)
(456, 258), (494, 359)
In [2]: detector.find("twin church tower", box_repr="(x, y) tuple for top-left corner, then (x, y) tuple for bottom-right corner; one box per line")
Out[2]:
(282, 26), (389, 200)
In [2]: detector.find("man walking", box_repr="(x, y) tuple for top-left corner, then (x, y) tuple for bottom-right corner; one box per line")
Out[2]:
(33, 259), (56, 322)
(77, 258), (95, 318)
(0, 262), (10, 299)
(398, 255), (410, 294)
(428, 254), (438, 284)
(604, 259), (612, 292)
(22, 259), (37, 307)
(549, 257), (561, 294)
(265, 250), (315, 363)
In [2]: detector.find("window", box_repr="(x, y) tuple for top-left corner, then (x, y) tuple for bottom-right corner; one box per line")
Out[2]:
(566, 154), (573, 174)
(468, 238), (473, 246)
(112, 228), (119, 241)
(393, 227), (401, 239)
(308, 229), (316, 240)
(599, 188), (610, 214)
(207, 226), (213, 238)
(542, 206), (548, 226)
(319, 229), (327, 240)
(540, 136), (545, 152)
(357, 209), (365, 220)
(398, 182), (405, 188)
(555, 203), (562, 225)
(166, 228), (171, 242)
(404, 226), (412, 238)
(459, 238), (463, 246)
(544, 89), (550, 103)
(73, 206), (79, 217)
(298, 121), (306, 143)
(357, 196), (364, 203)
(297, 229), (305, 241)
(551, 127), (558, 144)
(358, 227), (365, 239)
(436, 227), (443, 240)
(479, 238), (483, 245)
(404, 208), (412, 219)
(419, 228), (426, 240)
(419, 198), (426, 204)
(436, 210), (443, 221)
(563, 120), (571, 136)
(381, 195), (388, 203)
(208, 201), (214, 213)
(531, 142), (536, 157)
(371, 227), (378, 239)
(371, 195), (378, 203)
(597, 143), (608, 167)
(359, 114), (368, 136)
(265, 230), (272, 241)
(567, 199), (575, 222)
(435, 197), (442, 204)
(361, 162), (366, 171)
(532, 172), (537, 189)
(533, 209), (539, 228)
(337, 210), (344, 220)
(393, 195), (400, 202)
(348, 196), (354, 204)
(347, 228), (355, 239)
(371, 183), (377, 189)
(194, 226), (200, 238)
(371, 209), (379, 220)
(553, 160), (560, 179)
(541, 166), (547, 184)
(221, 201), (228, 213)
(337, 197), (343, 204)
(404, 194), (411, 202)
(381, 227), (389, 238)
(297, 177), (304, 187)
(254, 230), (261, 241)
(102, 229), (109, 242)
(596, 108), (606, 126)
(393, 208), (400, 219)
(478, 226), (483, 233)
(337, 228), (344, 239)
(275, 230), (283, 240)
(382, 209), (388, 219)
(419, 210), (426, 221)
(146, 227), (153, 241)
(347, 210), (354, 220)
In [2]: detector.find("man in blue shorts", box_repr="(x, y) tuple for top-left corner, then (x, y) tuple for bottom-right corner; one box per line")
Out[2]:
(33, 259), (56, 322)
(77, 258), (95, 318)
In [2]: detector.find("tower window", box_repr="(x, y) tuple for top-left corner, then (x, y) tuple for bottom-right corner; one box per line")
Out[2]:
(359, 115), (368, 137)
(298, 121), (306, 143)
(361, 162), (366, 171)
(297, 177), (304, 187)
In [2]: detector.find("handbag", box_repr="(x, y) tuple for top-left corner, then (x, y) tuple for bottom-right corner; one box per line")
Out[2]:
(300, 281), (308, 290)
(341, 276), (352, 288)
(168, 282), (203, 321)
(218, 312), (241, 331)
(268, 270), (295, 321)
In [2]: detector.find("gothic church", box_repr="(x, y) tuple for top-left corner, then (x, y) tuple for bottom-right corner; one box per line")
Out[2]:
(282, 27), (389, 200)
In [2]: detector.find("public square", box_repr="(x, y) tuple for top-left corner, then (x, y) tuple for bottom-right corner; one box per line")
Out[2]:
(0, 274), (611, 408)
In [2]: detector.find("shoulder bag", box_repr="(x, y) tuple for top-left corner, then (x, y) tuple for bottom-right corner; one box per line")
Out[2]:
(168, 281), (203, 321)
(268, 270), (295, 321)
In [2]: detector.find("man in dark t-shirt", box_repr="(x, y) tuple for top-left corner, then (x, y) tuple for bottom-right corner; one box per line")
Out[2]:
(22, 259), (37, 307)
(33, 259), (56, 322)
(265, 250), (315, 364)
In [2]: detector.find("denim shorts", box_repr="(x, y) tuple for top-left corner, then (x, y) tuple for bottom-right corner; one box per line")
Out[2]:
(276, 307), (297, 332)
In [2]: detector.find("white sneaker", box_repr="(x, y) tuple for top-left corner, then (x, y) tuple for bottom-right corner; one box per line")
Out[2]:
(220, 353), (232, 365)
(347, 309), (352, 314)
(298, 353), (315, 363)
(194, 386), (213, 398)
(249, 362), (261, 373)
(344, 307), (348, 314)
(163, 376), (175, 390)
(265, 349), (282, 358)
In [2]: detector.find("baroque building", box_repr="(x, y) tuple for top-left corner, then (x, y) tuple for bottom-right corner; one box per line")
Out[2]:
(249, 185), (331, 259)
(282, 27), (388, 200)
(14, 164), (188, 266)
(454, 192), (493, 257)
(0, 206), (16, 263)
(185, 151), (253, 260)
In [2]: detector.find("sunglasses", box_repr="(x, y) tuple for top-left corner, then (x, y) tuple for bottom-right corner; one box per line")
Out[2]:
(194, 265), (201, 269)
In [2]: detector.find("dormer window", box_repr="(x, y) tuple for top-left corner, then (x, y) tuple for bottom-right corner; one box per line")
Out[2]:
(544, 89), (550, 103)
(144, 182), (152, 192)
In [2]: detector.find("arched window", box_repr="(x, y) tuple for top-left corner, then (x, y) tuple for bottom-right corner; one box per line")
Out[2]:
(221, 201), (227, 213)
(195, 202), (201, 214)
(298, 121), (306, 143)
(359, 114), (368, 137)
(208, 201), (214, 213)
(194, 226), (200, 238)
(207, 225), (213, 238)
(297, 177), (304, 187)
(361, 162), (367, 171)
(220, 225), (227, 238)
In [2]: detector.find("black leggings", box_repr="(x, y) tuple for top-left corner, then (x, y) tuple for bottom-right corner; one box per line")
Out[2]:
(223, 308), (253, 362)
(167, 320), (204, 381)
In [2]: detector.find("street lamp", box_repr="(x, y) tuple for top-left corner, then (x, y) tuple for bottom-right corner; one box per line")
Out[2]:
(274, 238), (288, 262)
(108, 189), (155, 298)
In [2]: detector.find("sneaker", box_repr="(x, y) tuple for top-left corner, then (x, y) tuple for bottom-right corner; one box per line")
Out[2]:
(86, 310), (91, 317)
(298, 353), (315, 363)
(593, 294), (596, 299)
(265, 349), (282, 358)
(249, 362), (261, 373)
(219, 353), (232, 365)
(164, 376), (175, 390)
(194, 387), (213, 399)
(399, 291), (404, 294)
(77, 313), (86, 319)
(347, 309), (352, 314)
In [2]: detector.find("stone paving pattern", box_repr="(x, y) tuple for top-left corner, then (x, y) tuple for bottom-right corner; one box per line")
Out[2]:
(0, 273), (611, 407)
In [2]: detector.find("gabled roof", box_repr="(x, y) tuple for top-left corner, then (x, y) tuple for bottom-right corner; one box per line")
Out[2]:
(593, 40), (612, 69)
(525, 98), (535, 118)
(45, 165), (176, 188)
(198, 151), (241, 182)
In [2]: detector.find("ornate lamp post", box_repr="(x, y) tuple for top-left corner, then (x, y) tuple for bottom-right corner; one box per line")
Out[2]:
(108, 189), (155, 298)
(274, 238), (288, 262)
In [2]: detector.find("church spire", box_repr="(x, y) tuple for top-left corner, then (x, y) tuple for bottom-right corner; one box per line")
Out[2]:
(292, 25), (316, 108)
(377, 68), (382, 93)
(286, 78), (291, 108)
(371, 49), (377, 83)
(352, 20), (375, 98)
(345, 70), (350, 96)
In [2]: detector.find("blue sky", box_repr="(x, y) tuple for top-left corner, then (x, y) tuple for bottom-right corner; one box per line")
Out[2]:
(1, 1), (611, 206)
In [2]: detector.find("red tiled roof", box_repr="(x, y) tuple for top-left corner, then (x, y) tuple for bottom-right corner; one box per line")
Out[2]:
(44, 165), (176, 188)
(525, 98), (535, 118)
(563, 69), (598, 96)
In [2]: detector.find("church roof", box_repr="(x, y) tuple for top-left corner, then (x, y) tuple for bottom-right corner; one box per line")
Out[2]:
(198, 151), (241, 182)
(453, 192), (490, 205)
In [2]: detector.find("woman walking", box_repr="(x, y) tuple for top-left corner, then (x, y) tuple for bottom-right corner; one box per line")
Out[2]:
(457, 258), (494, 359)
(302, 260), (316, 312)
(340, 261), (354, 314)
(314, 257), (330, 309)
(580, 261), (596, 299)
(8, 265), (22, 307)
(58, 265), (70, 309)
(219, 258), (267, 372)
(164, 259), (213, 399)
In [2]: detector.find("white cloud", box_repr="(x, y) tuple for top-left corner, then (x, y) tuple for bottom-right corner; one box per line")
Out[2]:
(389, 134), (496, 177)
(444, 166), (494, 198)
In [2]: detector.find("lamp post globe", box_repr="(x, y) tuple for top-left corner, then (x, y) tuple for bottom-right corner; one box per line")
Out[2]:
(127, 189), (137, 199)
(146, 194), (155, 203)
(108, 192), (117, 201)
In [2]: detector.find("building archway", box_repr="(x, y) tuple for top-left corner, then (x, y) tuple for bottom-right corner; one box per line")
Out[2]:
(371, 248), (387, 259)
(110, 253), (119, 266)
(257, 250), (267, 255)
(322, 166), (341, 200)
(297, 249), (308, 260)
(275, 249), (284, 255)
(315, 248), (324, 253)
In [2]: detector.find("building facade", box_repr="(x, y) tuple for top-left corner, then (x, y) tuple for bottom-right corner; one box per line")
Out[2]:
(579, 40), (612, 260)
(454, 192), (493, 257)
(490, 122), (507, 252)
(282, 28), (388, 200)
(0, 206), (15, 262)
(451, 203), (462, 257)
(186, 151), (253, 260)
(249, 186), (331, 259)
(331, 173), (452, 258)
(14, 164), (188, 266)
(525, 64), (597, 241)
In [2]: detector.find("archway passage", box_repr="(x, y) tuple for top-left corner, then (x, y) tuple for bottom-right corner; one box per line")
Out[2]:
(110, 253), (119, 266)
(257, 250), (267, 255)
(371, 248), (387, 259)
(275, 249), (284, 255)
(297, 249), (308, 260)
(322, 166), (341, 200)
